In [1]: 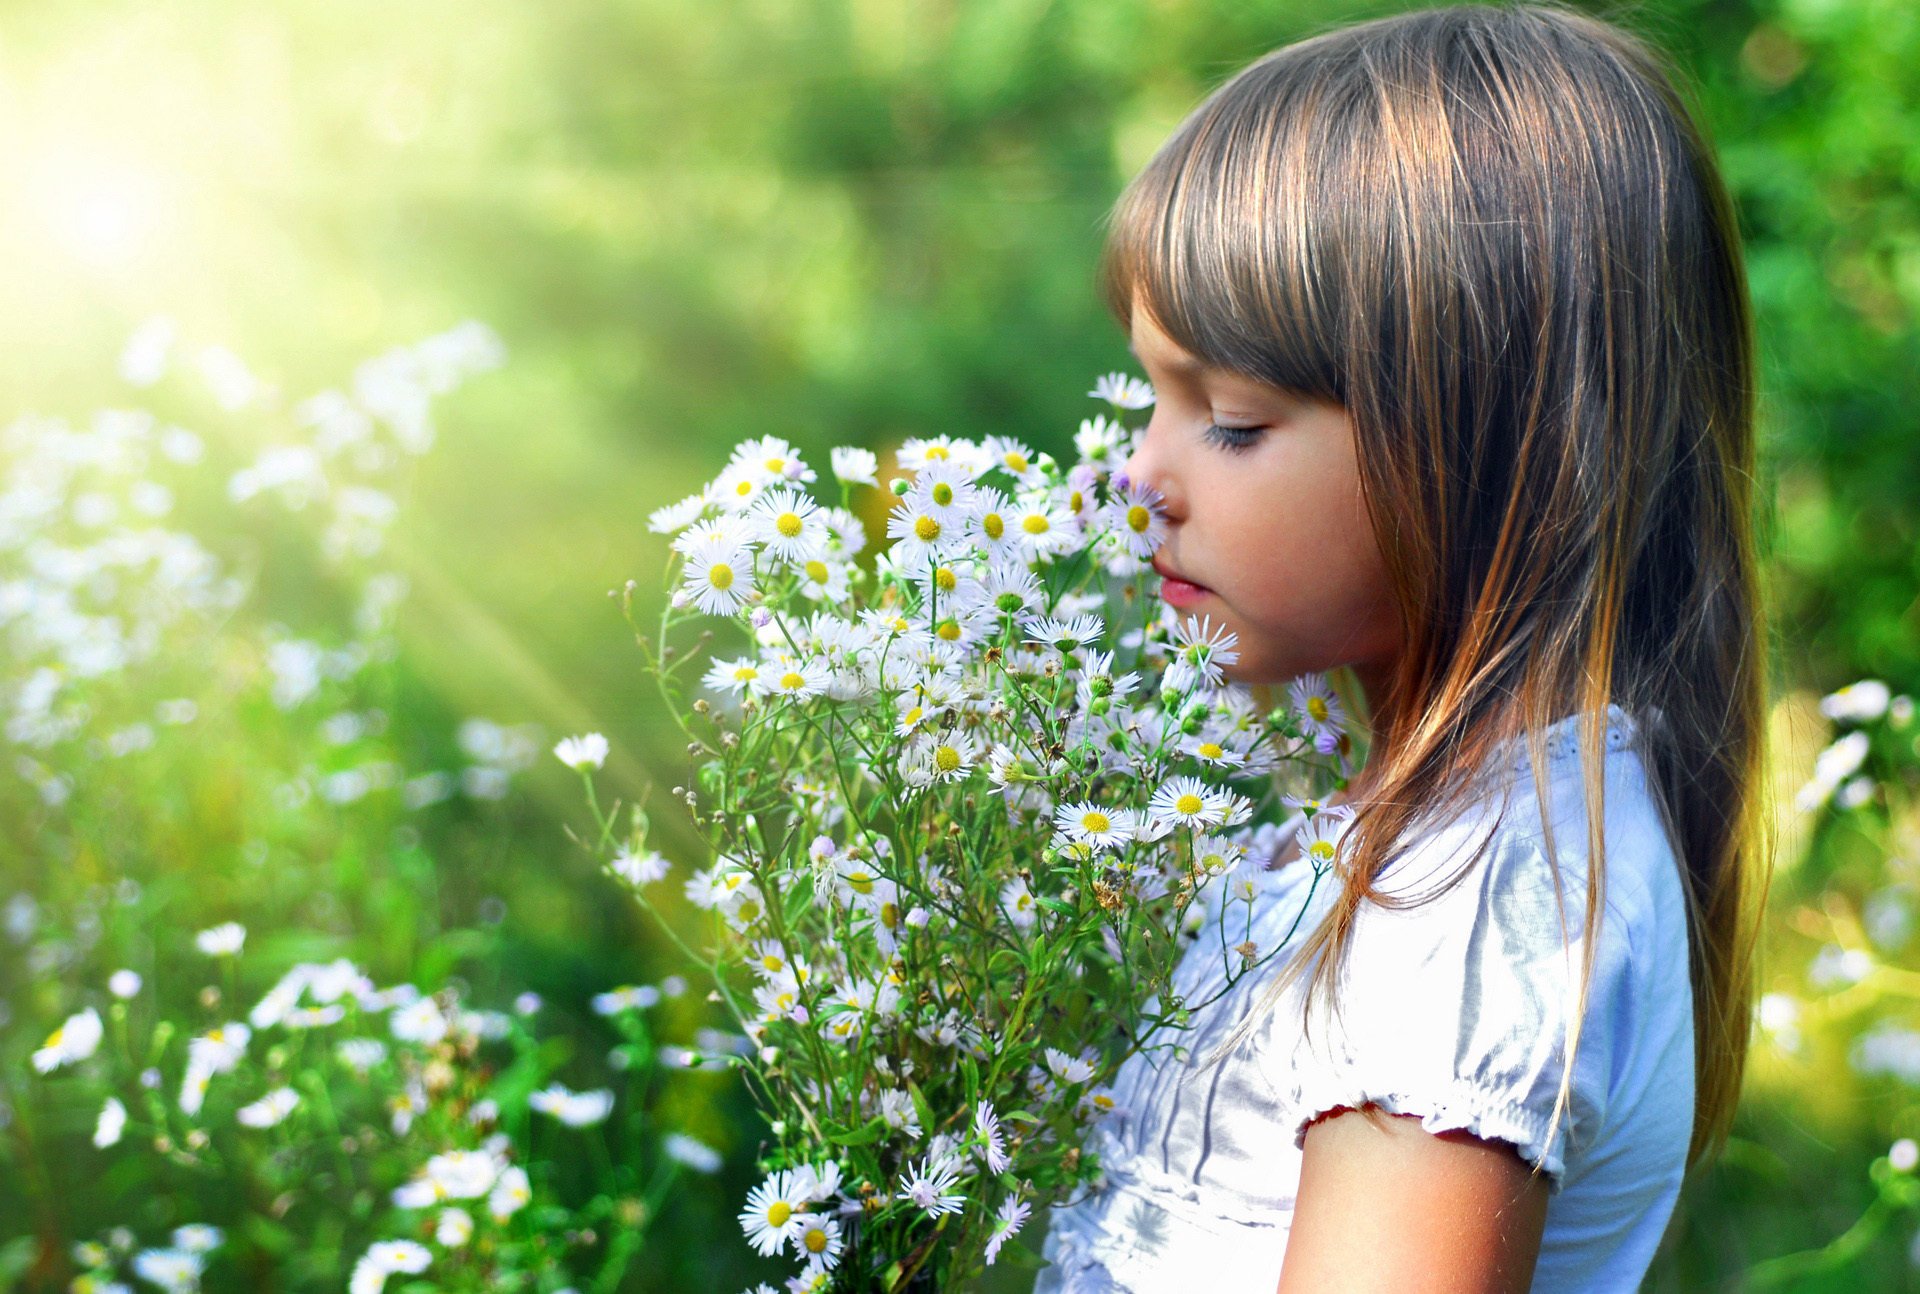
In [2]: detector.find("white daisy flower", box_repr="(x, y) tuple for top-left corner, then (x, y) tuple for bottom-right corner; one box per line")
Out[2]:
(1297, 805), (1358, 873)
(1043, 1046), (1097, 1085)
(730, 434), (815, 485)
(1051, 801), (1132, 852)
(1089, 371), (1155, 409)
(1009, 495), (1078, 559)
(897, 435), (988, 476)
(830, 445), (879, 486)
(898, 1155), (967, 1218)
(32, 1007), (104, 1073)
(982, 435), (1043, 486)
(670, 514), (748, 555)
(796, 556), (853, 602)
(678, 536), (757, 616)
(974, 1099), (1010, 1174)
(552, 732), (609, 771)
(706, 460), (770, 512)
(1148, 775), (1229, 830)
(109, 969), (143, 999)
(1180, 732), (1248, 769)
(194, 922), (246, 957)
(877, 1087), (923, 1139)
(592, 984), (662, 1015)
(236, 1086), (301, 1129)
(999, 876), (1039, 931)
(701, 655), (762, 697)
(611, 848), (670, 886)
(883, 501), (963, 574)
(664, 1132), (724, 1174)
(756, 653), (831, 703)
(1106, 474), (1168, 559)
(984, 1193), (1033, 1265)
(132, 1249), (204, 1293)
(968, 561), (1046, 622)
(961, 485), (1020, 559)
(789, 1213), (844, 1269)
(1025, 614), (1104, 653)
(436, 1207), (474, 1247)
(646, 491), (709, 534)
(1074, 414), (1130, 469)
(738, 1170), (808, 1256)
(747, 487), (830, 566)
(1166, 616), (1241, 691)
(909, 728), (980, 785)
(820, 504), (869, 556)
(1288, 672), (1346, 751)
(172, 1224), (223, 1254)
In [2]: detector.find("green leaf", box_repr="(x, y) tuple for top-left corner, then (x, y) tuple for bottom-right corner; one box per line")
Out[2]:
(907, 1077), (935, 1141)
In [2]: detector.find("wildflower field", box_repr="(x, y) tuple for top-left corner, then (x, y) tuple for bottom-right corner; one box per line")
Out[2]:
(3, 0), (1919, 1290)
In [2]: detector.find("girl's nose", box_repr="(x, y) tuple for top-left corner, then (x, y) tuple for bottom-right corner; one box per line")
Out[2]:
(1120, 419), (1182, 522)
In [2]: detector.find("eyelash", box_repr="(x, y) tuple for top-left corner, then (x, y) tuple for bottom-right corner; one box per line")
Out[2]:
(1203, 423), (1265, 454)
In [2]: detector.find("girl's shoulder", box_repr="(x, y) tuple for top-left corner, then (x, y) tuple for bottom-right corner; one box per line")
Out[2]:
(1271, 703), (1690, 1188)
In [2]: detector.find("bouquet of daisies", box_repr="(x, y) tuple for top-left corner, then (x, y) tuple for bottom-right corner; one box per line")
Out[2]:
(563, 373), (1354, 1291)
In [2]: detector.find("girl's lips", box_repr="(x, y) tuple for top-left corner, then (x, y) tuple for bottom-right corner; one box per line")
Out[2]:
(1153, 558), (1213, 608)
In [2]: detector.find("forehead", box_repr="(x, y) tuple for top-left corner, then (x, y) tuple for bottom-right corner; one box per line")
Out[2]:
(1126, 301), (1210, 377)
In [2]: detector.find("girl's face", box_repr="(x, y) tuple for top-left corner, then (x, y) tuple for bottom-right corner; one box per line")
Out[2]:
(1120, 297), (1403, 695)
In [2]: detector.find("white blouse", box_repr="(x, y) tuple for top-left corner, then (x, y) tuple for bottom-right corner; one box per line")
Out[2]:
(1036, 704), (1694, 1292)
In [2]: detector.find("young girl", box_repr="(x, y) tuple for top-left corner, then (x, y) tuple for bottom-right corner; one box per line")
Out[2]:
(1036, 5), (1768, 1291)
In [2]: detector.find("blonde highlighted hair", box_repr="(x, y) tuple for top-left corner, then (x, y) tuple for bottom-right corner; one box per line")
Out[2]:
(1100, 2), (1771, 1172)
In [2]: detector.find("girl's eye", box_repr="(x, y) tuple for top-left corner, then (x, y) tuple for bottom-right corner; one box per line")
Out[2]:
(1203, 423), (1265, 454)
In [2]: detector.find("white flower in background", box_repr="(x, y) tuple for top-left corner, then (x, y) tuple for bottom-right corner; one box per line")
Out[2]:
(663, 1132), (724, 1174)
(896, 434), (987, 476)
(1295, 806), (1357, 874)
(1008, 495), (1077, 559)
(984, 1193), (1033, 1265)
(94, 1096), (128, 1148)
(701, 654), (763, 697)
(797, 556), (853, 602)
(393, 1149), (502, 1207)
(435, 1207), (474, 1247)
(130, 1247), (204, 1294)
(906, 461), (979, 527)
(120, 314), (177, 386)
(982, 434), (1042, 485)
(108, 969), (142, 999)
(1089, 371), (1155, 409)
(748, 487), (830, 565)
(1073, 414), (1129, 467)
(611, 848), (671, 886)
(194, 922), (246, 957)
(1821, 679), (1891, 724)
(738, 1169), (808, 1256)
(1025, 614), (1104, 653)
(348, 1240), (430, 1294)
(1796, 730), (1872, 813)
(180, 1022), (251, 1115)
(999, 876), (1039, 931)
(172, 1226), (222, 1254)
(487, 1165), (532, 1221)
(757, 654), (832, 703)
(883, 500), (961, 574)
(1147, 775), (1232, 830)
(338, 1038), (388, 1072)
(33, 1007), (104, 1073)
(552, 732), (609, 772)
(389, 997), (449, 1045)
(592, 984), (662, 1015)
(678, 535), (758, 616)
(897, 1154), (966, 1218)
(530, 1083), (615, 1127)
(729, 434), (815, 486)
(706, 460), (771, 513)
(236, 1087), (301, 1129)
(830, 446), (879, 486)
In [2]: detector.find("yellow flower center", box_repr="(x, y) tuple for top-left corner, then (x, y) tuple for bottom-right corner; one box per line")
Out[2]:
(804, 1227), (828, 1253)
(761, 953), (783, 971)
(780, 671), (805, 690)
(1068, 490), (1084, 512)
(934, 566), (957, 591)
(1080, 810), (1111, 833)
(902, 705), (923, 727)
(924, 445), (950, 461)
(1022, 514), (1050, 535)
(848, 871), (874, 894)
(776, 511), (804, 538)
(934, 745), (961, 772)
(1307, 696), (1329, 722)
(734, 479), (754, 497)
(1126, 504), (1151, 532)
(983, 512), (1004, 539)
(732, 665), (758, 681)
(1309, 840), (1337, 863)
(805, 560), (829, 582)
(1004, 451), (1028, 472)
(1175, 793), (1205, 816)
(1198, 742), (1223, 759)
(764, 457), (786, 474)
(932, 482), (954, 506)
(708, 563), (735, 590)
(768, 1201), (793, 1227)
(936, 620), (960, 641)
(880, 901), (899, 927)
(914, 516), (941, 542)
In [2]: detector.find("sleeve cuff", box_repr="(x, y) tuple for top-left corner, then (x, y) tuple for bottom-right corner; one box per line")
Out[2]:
(1288, 1077), (1570, 1193)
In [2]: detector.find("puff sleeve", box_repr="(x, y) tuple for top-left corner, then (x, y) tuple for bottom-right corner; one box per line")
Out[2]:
(1269, 791), (1631, 1192)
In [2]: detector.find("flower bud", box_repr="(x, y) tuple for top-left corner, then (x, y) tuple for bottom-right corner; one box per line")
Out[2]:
(890, 477), (911, 497)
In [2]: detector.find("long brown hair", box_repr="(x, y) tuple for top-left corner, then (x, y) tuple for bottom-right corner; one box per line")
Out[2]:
(1099, 2), (1771, 1173)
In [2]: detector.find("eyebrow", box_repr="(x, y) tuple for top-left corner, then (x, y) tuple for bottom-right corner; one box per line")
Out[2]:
(1127, 339), (1209, 377)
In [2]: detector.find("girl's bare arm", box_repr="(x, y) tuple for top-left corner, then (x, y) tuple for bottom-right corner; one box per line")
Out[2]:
(1277, 1103), (1550, 1293)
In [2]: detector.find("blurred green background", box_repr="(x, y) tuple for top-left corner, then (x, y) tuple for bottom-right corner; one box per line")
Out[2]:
(2, 0), (1918, 1288)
